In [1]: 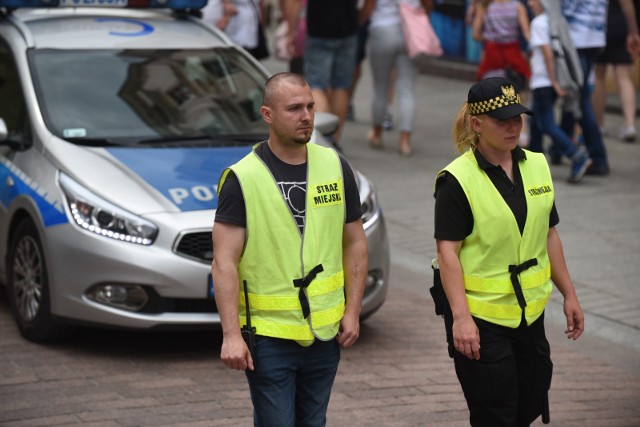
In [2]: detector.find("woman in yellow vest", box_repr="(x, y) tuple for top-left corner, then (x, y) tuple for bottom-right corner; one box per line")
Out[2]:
(434, 77), (584, 426)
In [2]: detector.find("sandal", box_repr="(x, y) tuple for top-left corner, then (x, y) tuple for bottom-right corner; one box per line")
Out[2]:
(367, 131), (384, 150)
(398, 144), (413, 157)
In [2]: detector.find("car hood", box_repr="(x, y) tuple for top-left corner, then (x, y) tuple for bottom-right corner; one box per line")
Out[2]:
(102, 146), (253, 213)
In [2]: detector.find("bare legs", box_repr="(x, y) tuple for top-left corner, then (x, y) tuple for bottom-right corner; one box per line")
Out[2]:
(312, 88), (350, 145)
(593, 63), (637, 141)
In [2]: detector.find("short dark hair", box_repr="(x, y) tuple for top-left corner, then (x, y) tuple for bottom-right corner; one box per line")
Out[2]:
(263, 72), (309, 107)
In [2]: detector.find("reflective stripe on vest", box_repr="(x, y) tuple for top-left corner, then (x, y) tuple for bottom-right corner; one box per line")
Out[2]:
(439, 149), (554, 328)
(220, 142), (346, 343)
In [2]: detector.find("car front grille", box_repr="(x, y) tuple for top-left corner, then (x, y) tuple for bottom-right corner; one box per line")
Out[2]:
(175, 232), (213, 262)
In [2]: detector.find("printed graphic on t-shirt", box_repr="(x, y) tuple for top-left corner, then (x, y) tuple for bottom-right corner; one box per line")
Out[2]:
(276, 180), (307, 234)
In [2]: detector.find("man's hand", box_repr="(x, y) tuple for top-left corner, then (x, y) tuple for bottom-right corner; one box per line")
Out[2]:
(220, 333), (254, 371)
(337, 311), (360, 348)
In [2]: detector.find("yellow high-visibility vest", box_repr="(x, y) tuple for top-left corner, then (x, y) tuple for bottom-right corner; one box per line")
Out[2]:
(438, 149), (554, 328)
(219, 142), (346, 345)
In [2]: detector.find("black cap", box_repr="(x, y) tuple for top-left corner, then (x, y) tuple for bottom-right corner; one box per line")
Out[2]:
(467, 77), (534, 119)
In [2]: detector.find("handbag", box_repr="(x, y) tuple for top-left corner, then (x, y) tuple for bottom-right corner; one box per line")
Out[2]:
(398, 1), (443, 66)
(274, 21), (291, 61)
(253, 22), (270, 60)
(273, 4), (306, 62)
(250, 1), (269, 60)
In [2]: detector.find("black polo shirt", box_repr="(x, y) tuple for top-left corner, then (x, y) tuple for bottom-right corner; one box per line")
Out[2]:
(434, 147), (559, 241)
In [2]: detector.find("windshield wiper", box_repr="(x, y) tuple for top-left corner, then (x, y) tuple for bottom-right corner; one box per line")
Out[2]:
(64, 137), (123, 147)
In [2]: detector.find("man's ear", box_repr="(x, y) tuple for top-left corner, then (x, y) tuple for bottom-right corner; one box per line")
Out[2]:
(261, 105), (272, 124)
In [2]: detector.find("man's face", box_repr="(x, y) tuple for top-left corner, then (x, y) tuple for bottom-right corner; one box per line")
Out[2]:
(264, 81), (315, 146)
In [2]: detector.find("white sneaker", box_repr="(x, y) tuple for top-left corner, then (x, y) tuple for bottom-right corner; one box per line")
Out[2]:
(619, 126), (637, 142)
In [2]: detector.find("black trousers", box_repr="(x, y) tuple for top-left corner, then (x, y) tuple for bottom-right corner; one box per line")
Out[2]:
(445, 311), (553, 427)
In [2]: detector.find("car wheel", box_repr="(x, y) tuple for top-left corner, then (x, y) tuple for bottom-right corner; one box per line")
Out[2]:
(6, 219), (71, 342)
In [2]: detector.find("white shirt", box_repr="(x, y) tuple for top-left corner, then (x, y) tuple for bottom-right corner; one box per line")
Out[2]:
(369, 0), (402, 29)
(529, 13), (552, 90)
(562, 0), (607, 49)
(202, 0), (259, 49)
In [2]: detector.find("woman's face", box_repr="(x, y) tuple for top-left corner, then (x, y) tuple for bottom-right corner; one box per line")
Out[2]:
(472, 114), (523, 153)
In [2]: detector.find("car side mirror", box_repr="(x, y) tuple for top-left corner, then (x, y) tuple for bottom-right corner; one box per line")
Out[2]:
(0, 118), (7, 141)
(314, 112), (339, 139)
(0, 118), (32, 151)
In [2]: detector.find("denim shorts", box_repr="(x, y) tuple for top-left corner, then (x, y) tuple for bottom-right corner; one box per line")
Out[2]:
(245, 336), (340, 427)
(304, 35), (357, 90)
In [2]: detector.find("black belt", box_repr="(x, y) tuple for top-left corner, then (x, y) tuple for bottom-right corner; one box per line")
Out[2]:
(293, 264), (324, 318)
(508, 258), (538, 309)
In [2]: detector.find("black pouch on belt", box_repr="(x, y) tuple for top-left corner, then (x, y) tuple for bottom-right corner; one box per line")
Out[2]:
(429, 258), (447, 317)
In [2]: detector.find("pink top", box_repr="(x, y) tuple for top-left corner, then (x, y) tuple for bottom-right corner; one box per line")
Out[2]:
(483, 0), (520, 43)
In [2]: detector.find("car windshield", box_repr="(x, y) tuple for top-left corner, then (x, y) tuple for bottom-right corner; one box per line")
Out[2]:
(29, 48), (268, 146)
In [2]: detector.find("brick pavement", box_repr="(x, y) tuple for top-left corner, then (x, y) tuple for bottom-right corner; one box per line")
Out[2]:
(1, 48), (639, 427)
(2, 265), (640, 426)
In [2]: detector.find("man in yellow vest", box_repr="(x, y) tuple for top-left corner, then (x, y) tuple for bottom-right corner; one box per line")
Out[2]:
(434, 77), (585, 426)
(211, 72), (368, 426)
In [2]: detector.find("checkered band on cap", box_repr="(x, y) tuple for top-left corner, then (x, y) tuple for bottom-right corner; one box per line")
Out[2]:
(468, 85), (521, 116)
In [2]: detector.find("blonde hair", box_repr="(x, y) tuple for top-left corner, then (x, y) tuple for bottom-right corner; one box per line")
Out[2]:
(452, 102), (479, 154)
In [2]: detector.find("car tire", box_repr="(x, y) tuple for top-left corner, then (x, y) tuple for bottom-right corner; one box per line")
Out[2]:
(6, 219), (71, 342)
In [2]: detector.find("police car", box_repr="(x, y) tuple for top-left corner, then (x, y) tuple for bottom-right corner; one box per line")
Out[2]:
(0, 0), (390, 341)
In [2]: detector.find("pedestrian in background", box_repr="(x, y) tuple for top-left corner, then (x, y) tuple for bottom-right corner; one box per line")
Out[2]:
(286, 0), (361, 152)
(527, 0), (592, 183)
(211, 73), (367, 426)
(276, 0), (306, 74)
(434, 77), (584, 426)
(201, 0), (269, 61)
(361, 0), (433, 157)
(560, 0), (640, 176)
(473, 0), (532, 145)
(346, 12), (396, 132)
(592, 0), (640, 143)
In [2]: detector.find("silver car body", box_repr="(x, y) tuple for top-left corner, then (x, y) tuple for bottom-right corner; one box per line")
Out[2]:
(0, 4), (389, 340)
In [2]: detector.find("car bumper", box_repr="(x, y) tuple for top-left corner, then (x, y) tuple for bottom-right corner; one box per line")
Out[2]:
(46, 209), (390, 330)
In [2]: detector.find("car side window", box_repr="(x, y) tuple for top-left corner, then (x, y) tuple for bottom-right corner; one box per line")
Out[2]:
(0, 37), (26, 135)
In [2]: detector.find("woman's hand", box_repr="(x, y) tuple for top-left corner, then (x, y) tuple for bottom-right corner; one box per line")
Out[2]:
(453, 314), (481, 360)
(563, 295), (584, 340)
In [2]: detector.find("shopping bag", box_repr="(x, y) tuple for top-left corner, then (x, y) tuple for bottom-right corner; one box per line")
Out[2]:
(399, 1), (443, 66)
(274, 21), (291, 61)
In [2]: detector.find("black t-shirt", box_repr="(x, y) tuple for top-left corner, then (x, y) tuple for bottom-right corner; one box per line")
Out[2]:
(306, 0), (359, 39)
(215, 142), (362, 234)
(434, 147), (559, 241)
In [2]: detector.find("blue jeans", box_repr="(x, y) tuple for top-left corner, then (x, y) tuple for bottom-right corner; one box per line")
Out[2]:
(529, 87), (578, 158)
(304, 35), (357, 90)
(245, 336), (340, 427)
(560, 48), (608, 167)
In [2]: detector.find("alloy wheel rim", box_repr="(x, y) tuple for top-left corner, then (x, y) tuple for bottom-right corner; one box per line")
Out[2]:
(12, 236), (43, 322)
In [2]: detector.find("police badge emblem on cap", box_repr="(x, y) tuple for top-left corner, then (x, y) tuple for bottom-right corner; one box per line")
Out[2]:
(467, 77), (534, 120)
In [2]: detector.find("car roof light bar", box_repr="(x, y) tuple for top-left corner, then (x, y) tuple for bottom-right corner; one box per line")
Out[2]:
(0, 0), (207, 9)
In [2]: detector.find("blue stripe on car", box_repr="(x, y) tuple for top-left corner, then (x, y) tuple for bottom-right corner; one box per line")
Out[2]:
(105, 147), (252, 212)
(0, 158), (67, 227)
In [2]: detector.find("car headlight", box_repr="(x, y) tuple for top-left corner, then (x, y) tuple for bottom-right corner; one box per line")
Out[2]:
(355, 171), (380, 225)
(361, 189), (379, 224)
(59, 173), (158, 245)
